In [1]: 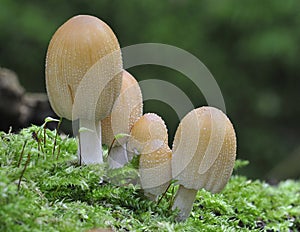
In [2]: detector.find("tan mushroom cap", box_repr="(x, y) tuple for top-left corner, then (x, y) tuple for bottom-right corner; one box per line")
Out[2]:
(172, 106), (236, 192)
(128, 113), (172, 198)
(127, 113), (168, 155)
(46, 15), (122, 121)
(199, 119), (236, 193)
(101, 70), (143, 147)
(140, 143), (172, 169)
(139, 142), (172, 196)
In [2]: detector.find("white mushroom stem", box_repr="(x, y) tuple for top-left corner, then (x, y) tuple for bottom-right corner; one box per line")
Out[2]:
(108, 144), (128, 169)
(78, 118), (103, 164)
(172, 185), (198, 221)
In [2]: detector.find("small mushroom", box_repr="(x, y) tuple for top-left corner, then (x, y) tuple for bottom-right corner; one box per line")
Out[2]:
(101, 70), (143, 168)
(171, 106), (236, 221)
(139, 142), (172, 201)
(127, 113), (172, 200)
(45, 15), (122, 165)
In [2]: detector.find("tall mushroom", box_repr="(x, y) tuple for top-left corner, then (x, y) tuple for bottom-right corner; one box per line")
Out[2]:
(101, 70), (143, 168)
(127, 113), (172, 200)
(171, 106), (236, 221)
(45, 15), (122, 165)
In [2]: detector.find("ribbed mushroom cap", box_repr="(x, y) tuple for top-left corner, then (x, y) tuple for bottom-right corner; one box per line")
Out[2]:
(127, 113), (168, 155)
(198, 120), (236, 193)
(172, 106), (236, 192)
(101, 70), (143, 147)
(46, 15), (122, 121)
(139, 142), (172, 197)
(140, 143), (172, 168)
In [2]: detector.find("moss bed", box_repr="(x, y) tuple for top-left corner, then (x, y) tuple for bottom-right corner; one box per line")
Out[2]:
(0, 122), (299, 232)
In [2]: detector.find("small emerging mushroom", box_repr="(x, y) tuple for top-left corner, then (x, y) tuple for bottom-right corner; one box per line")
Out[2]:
(45, 15), (122, 165)
(139, 143), (172, 201)
(171, 106), (236, 221)
(101, 70), (143, 168)
(127, 113), (172, 200)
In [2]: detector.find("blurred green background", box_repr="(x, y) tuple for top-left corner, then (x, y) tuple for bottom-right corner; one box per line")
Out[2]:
(1, 0), (299, 180)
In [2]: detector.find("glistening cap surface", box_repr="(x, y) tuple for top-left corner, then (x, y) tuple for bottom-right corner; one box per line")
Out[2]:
(172, 106), (237, 192)
(101, 70), (143, 147)
(45, 15), (122, 121)
(139, 142), (172, 192)
(127, 113), (168, 155)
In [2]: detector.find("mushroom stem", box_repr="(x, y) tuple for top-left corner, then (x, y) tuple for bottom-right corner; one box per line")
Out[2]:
(108, 145), (128, 169)
(78, 118), (103, 164)
(172, 185), (198, 221)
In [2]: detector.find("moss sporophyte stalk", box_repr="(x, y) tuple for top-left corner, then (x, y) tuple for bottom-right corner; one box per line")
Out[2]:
(0, 123), (299, 231)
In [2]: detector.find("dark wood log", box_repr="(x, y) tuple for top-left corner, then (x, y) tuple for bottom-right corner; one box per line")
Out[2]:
(0, 68), (56, 132)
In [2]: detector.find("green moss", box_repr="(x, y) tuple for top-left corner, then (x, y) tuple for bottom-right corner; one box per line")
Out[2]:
(0, 124), (299, 232)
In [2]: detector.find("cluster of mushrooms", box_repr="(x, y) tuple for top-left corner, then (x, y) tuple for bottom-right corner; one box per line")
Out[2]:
(45, 15), (237, 221)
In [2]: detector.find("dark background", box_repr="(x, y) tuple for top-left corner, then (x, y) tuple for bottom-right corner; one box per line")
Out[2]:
(1, 0), (299, 180)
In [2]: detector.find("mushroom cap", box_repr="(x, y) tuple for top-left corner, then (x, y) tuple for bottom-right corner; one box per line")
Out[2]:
(127, 113), (168, 155)
(139, 142), (172, 196)
(46, 15), (122, 121)
(140, 143), (172, 169)
(101, 70), (143, 147)
(172, 106), (236, 192)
